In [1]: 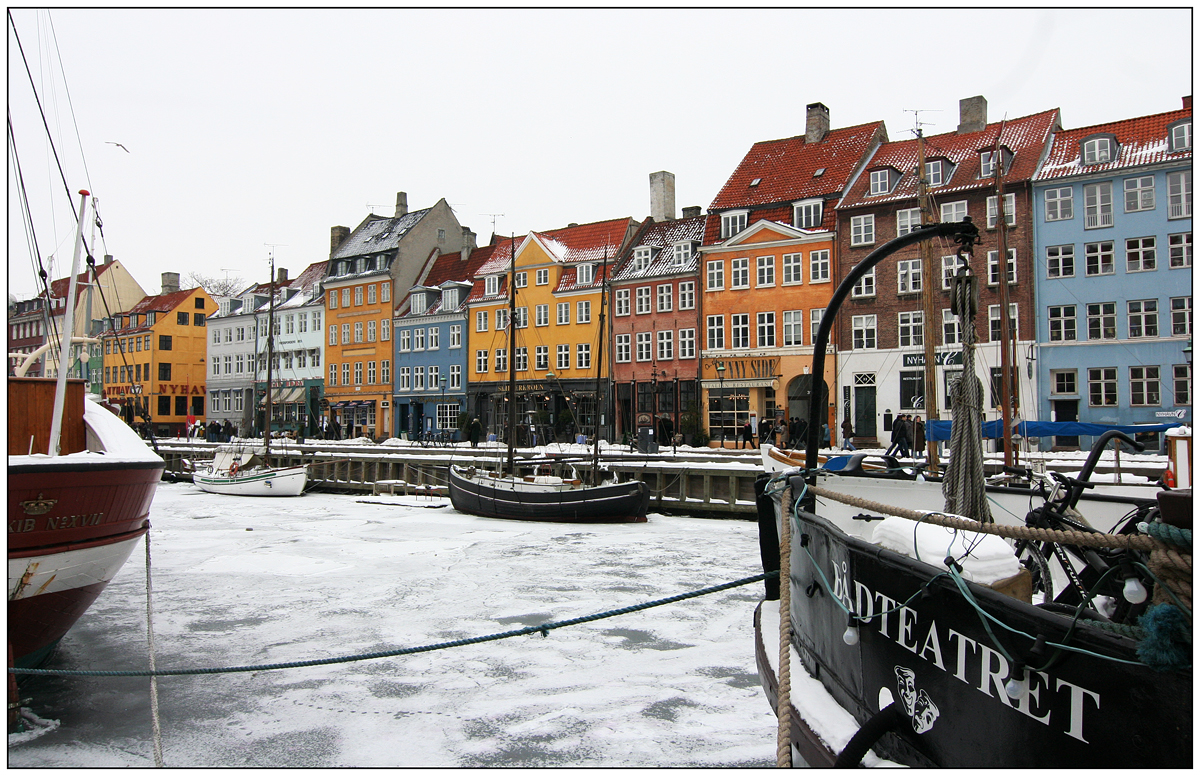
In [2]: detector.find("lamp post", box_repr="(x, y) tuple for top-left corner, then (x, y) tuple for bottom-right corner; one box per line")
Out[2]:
(546, 372), (555, 443)
(439, 374), (447, 440)
(716, 361), (726, 448)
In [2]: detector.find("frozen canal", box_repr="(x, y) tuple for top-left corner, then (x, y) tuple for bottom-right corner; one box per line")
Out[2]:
(9, 482), (779, 767)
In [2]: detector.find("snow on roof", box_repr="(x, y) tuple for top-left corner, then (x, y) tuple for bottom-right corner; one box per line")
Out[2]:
(612, 215), (706, 282)
(1034, 105), (1192, 181)
(330, 208), (431, 260)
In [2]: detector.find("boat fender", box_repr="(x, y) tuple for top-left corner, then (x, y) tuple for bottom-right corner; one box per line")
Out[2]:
(834, 702), (908, 768)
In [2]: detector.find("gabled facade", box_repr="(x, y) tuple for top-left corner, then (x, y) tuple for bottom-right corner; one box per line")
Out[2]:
(702, 103), (886, 446)
(610, 211), (706, 444)
(1032, 97), (1192, 448)
(323, 193), (464, 439)
(393, 229), (489, 439)
(99, 274), (217, 435)
(834, 97), (1060, 446)
(466, 218), (638, 443)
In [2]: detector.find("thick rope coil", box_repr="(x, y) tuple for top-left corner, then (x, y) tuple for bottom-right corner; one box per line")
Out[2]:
(776, 484), (794, 768)
(1139, 521), (1192, 550)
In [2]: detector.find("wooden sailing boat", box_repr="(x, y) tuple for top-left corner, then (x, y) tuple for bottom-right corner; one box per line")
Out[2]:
(448, 237), (649, 522)
(194, 250), (308, 496)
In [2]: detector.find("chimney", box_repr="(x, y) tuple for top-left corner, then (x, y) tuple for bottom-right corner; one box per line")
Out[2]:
(276, 267), (288, 285)
(805, 102), (830, 144)
(395, 191), (408, 218)
(460, 227), (477, 261)
(103, 254), (114, 266)
(958, 95), (988, 134)
(330, 225), (350, 257)
(161, 272), (180, 294)
(681, 206), (702, 218)
(649, 171), (676, 221)
(1184, 95), (1193, 110)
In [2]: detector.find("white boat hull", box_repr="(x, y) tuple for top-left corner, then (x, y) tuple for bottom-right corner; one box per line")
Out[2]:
(193, 465), (308, 496)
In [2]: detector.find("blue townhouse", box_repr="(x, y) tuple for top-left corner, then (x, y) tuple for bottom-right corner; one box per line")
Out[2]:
(1032, 98), (1192, 450)
(393, 233), (493, 440)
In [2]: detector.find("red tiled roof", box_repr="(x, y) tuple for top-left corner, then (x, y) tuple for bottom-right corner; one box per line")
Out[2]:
(708, 121), (886, 211)
(125, 288), (199, 316)
(1035, 106), (1193, 181)
(474, 217), (634, 277)
(839, 109), (1060, 209)
(43, 261), (112, 300)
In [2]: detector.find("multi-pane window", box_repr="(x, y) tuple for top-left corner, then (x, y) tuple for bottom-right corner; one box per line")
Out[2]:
(851, 315), (877, 349)
(898, 311), (924, 347)
(731, 314), (750, 349)
(514, 348), (528, 372)
(1126, 237), (1157, 272)
(476, 350), (488, 373)
(1167, 171), (1192, 218)
(925, 160), (945, 186)
(413, 327), (425, 351)
(1045, 187), (1073, 221)
(706, 260), (724, 290)
(1082, 137), (1113, 164)
(756, 256), (776, 287)
(1049, 305), (1077, 341)
(329, 363), (339, 386)
(979, 150), (996, 178)
(381, 283), (390, 303)
(1169, 233), (1192, 268)
(1124, 176), (1155, 212)
(1087, 302), (1117, 340)
(810, 308), (824, 345)
(672, 242), (692, 265)
(329, 290), (338, 309)
(756, 312), (776, 348)
(514, 272), (527, 289)
(810, 250), (830, 283)
(1085, 241), (1115, 276)
(329, 325), (338, 346)
(448, 364), (460, 390)
(706, 315), (725, 350)
(657, 330), (674, 361)
(942, 308), (961, 345)
(988, 304), (1018, 342)
(897, 259), (922, 293)
(577, 301), (591, 324)
(1171, 296), (1192, 336)
(678, 328), (696, 359)
(494, 349), (507, 374)
(533, 268), (547, 286)
(556, 344), (570, 370)
(721, 211), (747, 238)
(1175, 364), (1192, 406)
(987, 249), (1017, 286)
(635, 287), (652, 314)
(557, 303), (570, 325)
(576, 264), (594, 285)
(381, 319), (390, 341)
(367, 284), (377, 304)
(427, 326), (439, 349)
(614, 289), (630, 316)
(535, 304), (549, 327)
(731, 257), (750, 289)
(354, 286), (363, 306)
(476, 310), (488, 332)
(342, 363), (350, 386)
(851, 267), (876, 298)
(615, 334), (631, 363)
(1046, 245), (1075, 278)
(678, 281), (695, 310)
(1171, 121), (1193, 151)
(367, 320), (377, 342)
(986, 193), (1016, 228)
(367, 361), (377, 385)
(941, 201), (968, 223)
(1130, 366), (1161, 406)
(1083, 182), (1114, 228)
(869, 169), (892, 195)
(576, 344), (591, 370)
(1089, 367), (1118, 406)
(448, 323), (462, 347)
(1128, 300), (1159, 338)
(782, 253), (803, 285)
(636, 332), (652, 362)
(657, 284), (673, 312)
(794, 200), (822, 228)
(1052, 370), (1077, 395)
(631, 247), (653, 273)
(495, 308), (509, 331)
(535, 345), (549, 371)
(485, 276), (499, 296)
(413, 365), (423, 390)
(850, 215), (875, 245)
(341, 323), (351, 345)
(782, 310), (803, 347)
(896, 208), (922, 236)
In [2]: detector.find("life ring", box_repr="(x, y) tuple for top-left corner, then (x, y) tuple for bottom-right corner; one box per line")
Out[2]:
(229, 462), (240, 477)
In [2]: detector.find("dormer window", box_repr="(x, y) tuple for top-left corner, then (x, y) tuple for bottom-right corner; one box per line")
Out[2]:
(1082, 136), (1116, 165)
(442, 287), (459, 310)
(577, 263), (595, 285)
(671, 241), (694, 266)
(1169, 120), (1192, 152)
(632, 247), (653, 272)
(411, 292), (427, 315)
(793, 199), (823, 229)
(720, 210), (748, 239)
(980, 150), (997, 178)
(869, 169), (896, 195)
(485, 275), (499, 296)
(925, 159), (947, 186)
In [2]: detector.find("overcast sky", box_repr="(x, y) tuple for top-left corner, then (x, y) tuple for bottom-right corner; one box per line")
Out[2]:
(7, 7), (1192, 302)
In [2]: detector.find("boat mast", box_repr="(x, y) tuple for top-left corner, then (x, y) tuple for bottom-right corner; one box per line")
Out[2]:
(505, 236), (517, 476)
(48, 189), (90, 457)
(915, 128), (941, 472)
(993, 125), (1016, 468)
(265, 248), (276, 461)
(591, 244), (608, 487)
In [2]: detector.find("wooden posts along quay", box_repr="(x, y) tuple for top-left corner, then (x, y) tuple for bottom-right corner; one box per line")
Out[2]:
(152, 440), (1167, 519)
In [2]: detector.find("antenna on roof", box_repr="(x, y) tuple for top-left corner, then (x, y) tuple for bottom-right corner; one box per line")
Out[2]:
(904, 109), (941, 138)
(481, 213), (505, 234)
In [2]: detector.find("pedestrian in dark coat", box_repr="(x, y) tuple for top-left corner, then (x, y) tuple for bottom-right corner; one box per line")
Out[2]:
(841, 417), (856, 451)
(793, 418), (808, 449)
(468, 417), (483, 448)
(913, 416), (926, 458)
(740, 421), (753, 449)
(332, 418), (342, 440)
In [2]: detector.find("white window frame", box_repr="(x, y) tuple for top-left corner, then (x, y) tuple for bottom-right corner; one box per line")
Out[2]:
(706, 260), (724, 291)
(851, 314), (877, 350)
(577, 300), (591, 324)
(657, 329), (674, 361)
(614, 288), (630, 316)
(898, 311), (924, 348)
(1168, 171), (1192, 219)
(782, 310), (803, 347)
(678, 328), (696, 359)
(731, 257), (750, 289)
(1083, 181), (1114, 228)
(850, 214), (875, 246)
(678, 281), (695, 310)
(987, 249), (1018, 286)
(706, 315), (725, 350)
(897, 259), (922, 294)
(793, 199), (822, 229)
(851, 267), (876, 298)
(615, 334), (631, 363)
(896, 208), (922, 236)
(941, 200), (968, 223)
(986, 193), (1017, 228)
(635, 287), (652, 315)
(731, 313), (750, 349)
(756, 311), (776, 348)
(1046, 245), (1075, 278)
(720, 210), (748, 239)
(782, 253), (803, 285)
(1045, 187), (1074, 221)
(636, 332), (652, 362)
(809, 250), (830, 283)
(657, 284), (673, 312)
(1124, 175), (1156, 212)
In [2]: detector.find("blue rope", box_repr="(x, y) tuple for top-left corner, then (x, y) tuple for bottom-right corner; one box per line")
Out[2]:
(1138, 521), (1191, 550)
(10, 571), (778, 678)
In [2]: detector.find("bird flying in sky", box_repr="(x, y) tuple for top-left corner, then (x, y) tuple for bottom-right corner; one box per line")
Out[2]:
(106, 141), (130, 153)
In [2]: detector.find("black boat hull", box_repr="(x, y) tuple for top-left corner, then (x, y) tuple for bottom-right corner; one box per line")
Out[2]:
(448, 465), (649, 523)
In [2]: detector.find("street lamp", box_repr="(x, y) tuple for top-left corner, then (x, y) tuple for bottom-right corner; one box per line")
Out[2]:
(716, 361), (726, 448)
(439, 375), (447, 440)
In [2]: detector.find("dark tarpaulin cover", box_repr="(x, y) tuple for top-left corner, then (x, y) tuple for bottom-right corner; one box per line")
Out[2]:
(925, 419), (1181, 442)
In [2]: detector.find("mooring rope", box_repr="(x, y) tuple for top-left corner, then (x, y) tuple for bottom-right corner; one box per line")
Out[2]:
(10, 571), (777, 678)
(143, 531), (164, 767)
(775, 484), (795, 768)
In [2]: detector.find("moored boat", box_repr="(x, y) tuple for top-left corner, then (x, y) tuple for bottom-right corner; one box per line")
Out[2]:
(192, 447), (308, 497)
(448, 464), (648, 523)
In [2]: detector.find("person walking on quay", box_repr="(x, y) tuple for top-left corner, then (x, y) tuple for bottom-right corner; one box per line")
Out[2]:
(468, 417), (483, 448)
(886, 414), (910, 458)
(841, 417), (856, 451)
(792, 417), (808, 449)
(740, 420), (753, 449)
(913, 415), (926, 459)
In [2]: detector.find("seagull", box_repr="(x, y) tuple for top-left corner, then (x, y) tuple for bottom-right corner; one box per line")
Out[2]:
(106, 141), (130, 153)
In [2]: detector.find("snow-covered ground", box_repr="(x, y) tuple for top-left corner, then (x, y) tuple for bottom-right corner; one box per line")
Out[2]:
(8, 484), (779, 767)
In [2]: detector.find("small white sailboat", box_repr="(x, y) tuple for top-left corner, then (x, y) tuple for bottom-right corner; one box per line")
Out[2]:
(194, 249), (307, 497)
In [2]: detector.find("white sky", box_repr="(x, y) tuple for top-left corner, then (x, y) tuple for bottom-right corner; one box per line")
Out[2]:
(7, 7), (1192, 301)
